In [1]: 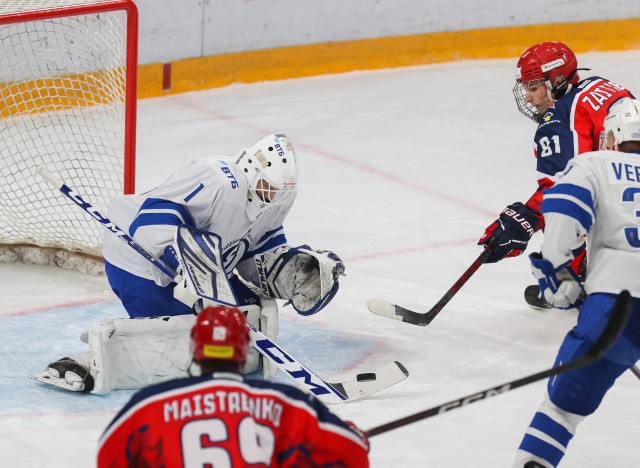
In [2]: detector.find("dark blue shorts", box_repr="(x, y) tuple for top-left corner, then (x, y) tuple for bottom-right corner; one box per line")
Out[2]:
(104, 261), (261, 318)
(104, 261), (193, 318)
(549, 292), (640, 415)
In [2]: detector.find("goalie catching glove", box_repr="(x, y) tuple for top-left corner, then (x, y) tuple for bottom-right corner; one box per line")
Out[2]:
(255, 245), (345, 315)
(529, 252), (585, 309)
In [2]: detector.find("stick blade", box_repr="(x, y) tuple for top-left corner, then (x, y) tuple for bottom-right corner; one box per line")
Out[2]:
(367, 298), (403, 320)
(367, 298), (431, 326)
(329, 361), (409, 403)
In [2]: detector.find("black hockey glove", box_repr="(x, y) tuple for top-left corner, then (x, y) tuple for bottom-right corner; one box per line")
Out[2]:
(478, 202), (540, 263)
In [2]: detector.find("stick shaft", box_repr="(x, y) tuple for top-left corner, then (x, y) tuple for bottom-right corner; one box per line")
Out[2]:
(366, 290), (632, 437)
(37, 166), (176, 278)
(423, 247), (493, 322)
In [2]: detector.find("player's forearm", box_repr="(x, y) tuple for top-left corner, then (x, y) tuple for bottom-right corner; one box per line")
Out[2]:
(539, 213), (582, 267)
(525, 177), (554, 230)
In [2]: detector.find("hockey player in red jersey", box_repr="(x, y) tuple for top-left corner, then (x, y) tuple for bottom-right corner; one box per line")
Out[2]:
(97, 305), (370, 468)
(478, 41), (635, 308)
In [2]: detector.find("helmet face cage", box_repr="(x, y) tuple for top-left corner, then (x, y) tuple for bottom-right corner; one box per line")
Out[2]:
(602, 98), (640, 150)
(191, 306), (250, 364)
(237, 134), (299, 212)
(513, 79), (552, 122)
(246, 157), (296, 208)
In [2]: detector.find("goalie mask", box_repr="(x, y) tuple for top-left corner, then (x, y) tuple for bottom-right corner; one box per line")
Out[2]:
(191, 306), (250, 364)
(602, 98), (640, 151)
(236, 133), (299, 221)
(513, 41), (580, 122)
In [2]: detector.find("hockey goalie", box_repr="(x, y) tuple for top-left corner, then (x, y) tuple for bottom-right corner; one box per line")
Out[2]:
(31, 134), (345, 393)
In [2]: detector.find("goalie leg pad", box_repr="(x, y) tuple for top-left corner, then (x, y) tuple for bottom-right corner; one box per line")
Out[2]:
(87, 315), (196, 394)
(234, 299), (279, 379)
(243, 304), (262, 375)
(55, 291), (278, 393)
(259, 298), (278, 380)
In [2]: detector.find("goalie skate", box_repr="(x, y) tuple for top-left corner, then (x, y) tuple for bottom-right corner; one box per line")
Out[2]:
(30, 357), (94, 393)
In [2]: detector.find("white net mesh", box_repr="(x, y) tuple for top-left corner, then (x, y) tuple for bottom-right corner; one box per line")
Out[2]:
(0, 0), (133, 259)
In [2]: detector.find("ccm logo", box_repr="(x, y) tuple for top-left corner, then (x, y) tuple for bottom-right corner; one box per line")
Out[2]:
(438, 384), (511, 413)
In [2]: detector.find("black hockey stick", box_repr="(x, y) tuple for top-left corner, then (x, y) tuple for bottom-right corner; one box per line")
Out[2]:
(367, 246), (493, 326)
(366, 290), (632, 437)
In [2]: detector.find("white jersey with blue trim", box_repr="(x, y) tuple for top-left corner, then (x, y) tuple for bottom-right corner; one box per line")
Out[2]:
(540, 150), (640, 297)
(103, 155), (294, 287)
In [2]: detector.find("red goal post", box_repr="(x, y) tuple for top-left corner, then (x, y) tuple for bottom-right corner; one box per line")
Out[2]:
(0, 0), (138, 272)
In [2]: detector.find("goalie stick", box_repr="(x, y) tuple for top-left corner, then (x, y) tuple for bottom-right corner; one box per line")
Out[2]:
(365, 290), (632, 437)
(368, 246), (493, 326)
(36, 166), (409, 402)
(251, 326), (409, 404)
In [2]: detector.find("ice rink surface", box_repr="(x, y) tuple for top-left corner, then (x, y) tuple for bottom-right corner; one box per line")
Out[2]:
(1, 50), (640, 467)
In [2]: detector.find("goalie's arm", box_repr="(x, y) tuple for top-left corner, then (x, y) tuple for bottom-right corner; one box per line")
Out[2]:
(234, 226), (290, 288)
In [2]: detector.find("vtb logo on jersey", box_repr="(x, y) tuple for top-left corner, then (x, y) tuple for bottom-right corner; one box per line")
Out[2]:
(219, 161), (239, 189)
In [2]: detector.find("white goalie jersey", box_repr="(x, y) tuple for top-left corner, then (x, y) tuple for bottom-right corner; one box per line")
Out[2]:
(540, 149), (640, 297)
(102, 155), (295, 287)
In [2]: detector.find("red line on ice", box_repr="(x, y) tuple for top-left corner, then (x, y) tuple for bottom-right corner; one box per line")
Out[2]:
(1, 295), (115, 317)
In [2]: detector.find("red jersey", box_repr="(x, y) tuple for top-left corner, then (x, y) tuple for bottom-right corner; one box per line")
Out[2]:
(525, 76), (634, 227)
(97, 372), (369, 468)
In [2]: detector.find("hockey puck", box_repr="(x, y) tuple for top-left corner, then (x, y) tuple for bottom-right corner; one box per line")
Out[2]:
(356, 372), (376, 382)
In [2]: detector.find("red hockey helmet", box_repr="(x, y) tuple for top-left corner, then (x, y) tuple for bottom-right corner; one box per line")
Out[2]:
(514, 41), (580, 121)
(191, 306), (250, 363)
(517, 42), (579, 91)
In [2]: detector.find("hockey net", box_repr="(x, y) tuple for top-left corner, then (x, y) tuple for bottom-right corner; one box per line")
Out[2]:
(0, 0), (138, 275)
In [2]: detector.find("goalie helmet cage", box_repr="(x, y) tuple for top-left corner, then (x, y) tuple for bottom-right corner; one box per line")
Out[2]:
(0, 0), (138, 269)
